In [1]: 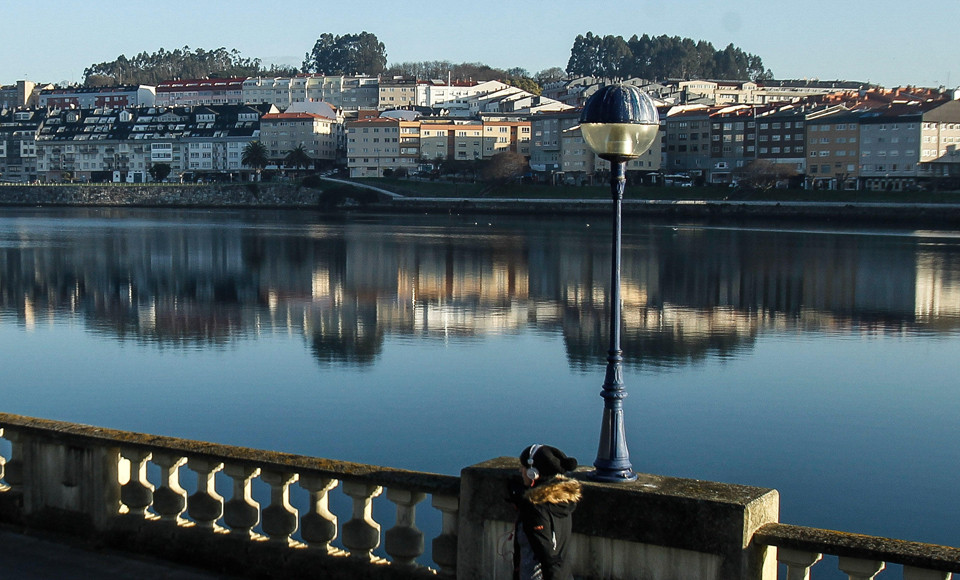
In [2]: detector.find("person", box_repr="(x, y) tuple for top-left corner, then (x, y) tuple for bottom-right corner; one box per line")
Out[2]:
(509, 444), (582, 580)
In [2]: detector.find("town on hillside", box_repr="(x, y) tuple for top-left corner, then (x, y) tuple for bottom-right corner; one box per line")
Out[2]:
(1, 75), (959, 192)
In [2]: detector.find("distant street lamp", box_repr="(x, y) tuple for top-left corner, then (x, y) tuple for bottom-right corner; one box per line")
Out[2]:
(580, 84), (659, 482)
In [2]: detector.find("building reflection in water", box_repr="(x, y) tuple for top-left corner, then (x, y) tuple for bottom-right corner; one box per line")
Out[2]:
(2, 213), (960, 369)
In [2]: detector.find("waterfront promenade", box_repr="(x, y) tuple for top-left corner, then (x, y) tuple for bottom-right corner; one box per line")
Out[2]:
(0, 525), (238, 579)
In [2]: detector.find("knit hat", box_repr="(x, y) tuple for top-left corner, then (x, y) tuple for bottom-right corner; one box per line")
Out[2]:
(520, 444), (578, 479)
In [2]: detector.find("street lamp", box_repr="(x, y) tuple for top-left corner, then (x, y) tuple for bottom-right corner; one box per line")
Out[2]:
(580, 83), (659, 482)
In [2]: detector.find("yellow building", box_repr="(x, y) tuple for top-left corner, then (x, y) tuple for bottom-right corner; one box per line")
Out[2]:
(347, 117), (532, 177)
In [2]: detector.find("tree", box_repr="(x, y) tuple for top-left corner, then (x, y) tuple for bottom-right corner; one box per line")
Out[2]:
(566, 33), (601, 77)
(735, 160), (797, 192)
(506, 76), (541, 95)
(302, 32), (387, 75)
(481, 151), (529, 184)
(148, 163), (172, 182)
(284, 145), (313, 173)
(598, 35), (633, 80)
(82, 46), (291, 86)
(569, 32), (772, 81)
(241, 141), (270, 180)
(535, 67), (567, 85)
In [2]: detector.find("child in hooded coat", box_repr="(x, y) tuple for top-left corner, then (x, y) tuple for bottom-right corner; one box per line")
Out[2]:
(510, 444), (582, 580)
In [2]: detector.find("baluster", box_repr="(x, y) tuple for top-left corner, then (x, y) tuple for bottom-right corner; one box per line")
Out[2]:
(431, 494), (459, 577)
(838, 556), (884, 580)
(187, 459), (224, 530)
(260, 470), (299, 545)
(3, 429), (24, 492)
(0, 427), (6, 491)
(299, 475), (340, 553)
(223, 464), (261, 538)
(119, 448), (154, 517)
(384, 488), (426, 567)
(903, 569), (952, 580)
(151, 452), (188, 524)
(342, 481), (383, 560)
(778, 547), (822, 580)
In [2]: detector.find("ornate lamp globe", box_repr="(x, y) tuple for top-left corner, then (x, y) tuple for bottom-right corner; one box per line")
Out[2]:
(580, 84), (660, 161)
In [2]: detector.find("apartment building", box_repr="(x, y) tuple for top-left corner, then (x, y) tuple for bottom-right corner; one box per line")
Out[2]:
(805, 108), (863, 190)
(241, 75), (379, 111)
(661, 104), (756, 183)
(0, 108), (44, 182)
(346, 117), (405, 177)
(155, 78), (245, 106)
(1, 81), (53, 109)
(676, 79), (867, 106)
(707, 106), (759, 183)
(378, 77), (418, 109)
(754, 105), (808, 176)
(529, 109), (577, 176)
(662, 106), (713, 179)
(38, 85), (157, 109)
(917, 100), (960, 185)
(259, 109), (339, 166)
(530, 109), (660, 184)
(347, 116), (533, 178)
(34, 103), (276, 182)
(856, 100), (960, 191)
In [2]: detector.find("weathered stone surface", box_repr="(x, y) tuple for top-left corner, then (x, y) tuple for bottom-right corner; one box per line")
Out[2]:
(0, 412), (458, 497)
(755, 523), (960, 573)
(0, 183), (325, 209)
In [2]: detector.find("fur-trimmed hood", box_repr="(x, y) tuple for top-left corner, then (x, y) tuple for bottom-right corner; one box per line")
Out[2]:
(523, 475), (582, 505)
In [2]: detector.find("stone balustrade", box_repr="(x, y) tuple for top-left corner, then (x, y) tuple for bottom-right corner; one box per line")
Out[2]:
(1, 413), (959, 580)
(0, 413), (457, 579)
(755, 523), (960, 580)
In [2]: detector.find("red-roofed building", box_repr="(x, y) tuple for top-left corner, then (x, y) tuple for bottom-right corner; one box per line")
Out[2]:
(155, 78), (245, 106)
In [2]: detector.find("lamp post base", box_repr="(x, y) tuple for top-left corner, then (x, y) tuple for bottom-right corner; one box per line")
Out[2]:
(590, 468), (638, 483)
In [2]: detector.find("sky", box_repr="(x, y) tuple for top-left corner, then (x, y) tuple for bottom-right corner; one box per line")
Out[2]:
(4, 1), (957, 89)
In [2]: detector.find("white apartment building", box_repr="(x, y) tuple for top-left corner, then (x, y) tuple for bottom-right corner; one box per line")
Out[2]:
(241, 75), (378, 111)
(34, 104), (275, 183)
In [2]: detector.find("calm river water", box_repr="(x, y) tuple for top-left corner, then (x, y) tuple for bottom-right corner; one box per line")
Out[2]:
(1, 207), (959, 554)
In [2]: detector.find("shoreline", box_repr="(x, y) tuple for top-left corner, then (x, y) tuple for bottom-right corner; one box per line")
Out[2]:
(3, 182), (960, 225)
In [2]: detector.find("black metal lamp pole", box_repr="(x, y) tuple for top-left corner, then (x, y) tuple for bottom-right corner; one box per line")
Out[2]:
(594, 158), (635, 481)
(579, 84), (660, 482)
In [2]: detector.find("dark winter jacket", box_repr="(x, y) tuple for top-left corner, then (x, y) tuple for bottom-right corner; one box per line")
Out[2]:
(512, 475), (582, 580)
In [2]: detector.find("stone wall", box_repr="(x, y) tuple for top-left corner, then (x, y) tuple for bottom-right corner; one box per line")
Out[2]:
(457, 457), (779, 580)
(5, 184), (960, 225)
(0, 183), (325, 208)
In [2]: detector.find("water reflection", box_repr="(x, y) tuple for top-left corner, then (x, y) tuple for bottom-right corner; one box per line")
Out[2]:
(1, 209), (960, 368)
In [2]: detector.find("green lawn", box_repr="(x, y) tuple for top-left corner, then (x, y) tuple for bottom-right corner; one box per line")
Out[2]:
(355, 177), (960, 204)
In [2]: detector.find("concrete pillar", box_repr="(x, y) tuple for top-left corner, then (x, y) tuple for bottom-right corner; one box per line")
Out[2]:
(457, 457), (779, 580)
(18, 433), (120, 531)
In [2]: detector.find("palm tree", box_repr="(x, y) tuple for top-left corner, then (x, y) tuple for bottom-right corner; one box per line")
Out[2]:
(241, 141), (269, 181)
(284, 144), (313, 175)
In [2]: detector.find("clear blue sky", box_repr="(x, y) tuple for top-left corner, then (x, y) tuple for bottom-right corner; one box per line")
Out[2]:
(5, 0), (956, 88)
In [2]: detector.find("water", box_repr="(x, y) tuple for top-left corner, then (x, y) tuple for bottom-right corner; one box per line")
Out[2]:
(1, 207), (959, 555)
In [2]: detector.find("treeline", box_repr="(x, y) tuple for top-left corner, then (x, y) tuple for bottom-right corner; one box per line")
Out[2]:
(566, 32), (772, 82)
(79, 30), (773, 89)
(83, 47), (299, 87)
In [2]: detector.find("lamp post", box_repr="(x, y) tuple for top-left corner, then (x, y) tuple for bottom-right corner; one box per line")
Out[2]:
(579, 83), (659, 482)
